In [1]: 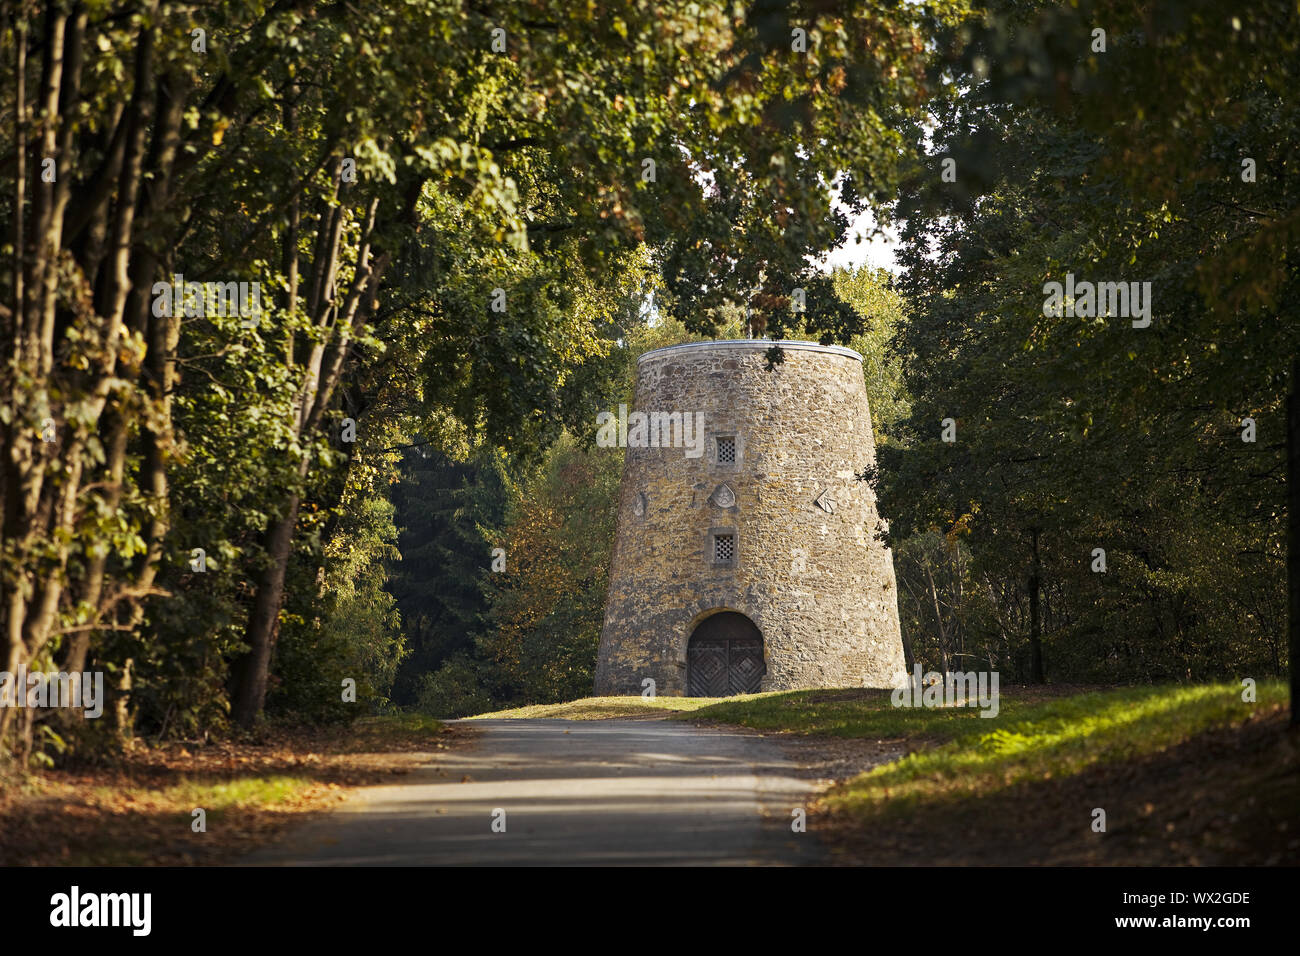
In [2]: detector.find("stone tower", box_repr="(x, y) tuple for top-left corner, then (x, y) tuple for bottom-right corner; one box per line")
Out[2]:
(593, 339), (908, 697)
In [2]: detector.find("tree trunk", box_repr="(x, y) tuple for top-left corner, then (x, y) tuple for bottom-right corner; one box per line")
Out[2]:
(1029, 527), (1045, 683)
(923, 557), (950, 675)
(227, 190), (390, 730)
(1288, 356), (1299, 726)
(899, 620), (915, 673)
(230, 492), (301, 728)
(1, 7), (30, 753)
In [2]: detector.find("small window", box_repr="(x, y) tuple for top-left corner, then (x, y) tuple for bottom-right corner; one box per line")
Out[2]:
(714, 533), (735, 563)
(717, 436), (736, 464)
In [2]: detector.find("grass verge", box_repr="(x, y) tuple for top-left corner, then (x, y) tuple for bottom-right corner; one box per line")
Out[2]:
(468, 682), (1298, 864)
(0, 713), (459, 865)
(466, 695), (723, 719)
(694, 681), (1297, 864)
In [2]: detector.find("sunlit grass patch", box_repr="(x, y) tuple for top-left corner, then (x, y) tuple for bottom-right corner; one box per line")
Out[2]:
(822, 681), (1286, 817)
(463, 680), (1287, 823)
(681, 686), (1038, 739)
(149, 774), (311, 813)
(466, 695), (730, 719)
(347, 713), (443, 745)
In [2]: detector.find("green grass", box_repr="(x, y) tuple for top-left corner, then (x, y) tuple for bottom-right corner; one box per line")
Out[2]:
(680, 687), (1038, 739)
(346, 712), (443, 746)
(362, 712), (444, 733)
(681, 681), (1287, 814)
(147, 774), (310, 813)
(467, 682), (1288, 821)
(466, 695), (723, 719)
(814, 681), (1288, 816)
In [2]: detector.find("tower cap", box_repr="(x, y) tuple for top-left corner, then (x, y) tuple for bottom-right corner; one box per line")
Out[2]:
(637, 339), (864, 364)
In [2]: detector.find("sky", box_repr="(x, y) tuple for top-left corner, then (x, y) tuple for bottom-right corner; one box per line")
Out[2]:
(814, 188), (903, 275)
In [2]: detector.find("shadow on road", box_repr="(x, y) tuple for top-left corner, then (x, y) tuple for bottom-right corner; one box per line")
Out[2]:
(245, 719), (826, 866)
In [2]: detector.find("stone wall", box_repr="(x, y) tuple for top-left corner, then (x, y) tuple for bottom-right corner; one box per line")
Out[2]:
(593, 340), (908, 696)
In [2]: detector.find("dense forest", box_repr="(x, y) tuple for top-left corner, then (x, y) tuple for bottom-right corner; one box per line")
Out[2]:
(1, 0), (1295, 758)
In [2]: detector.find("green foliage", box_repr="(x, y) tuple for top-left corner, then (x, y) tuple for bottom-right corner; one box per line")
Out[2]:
(5, 0), (956, 757)
(413, 654), (496, 721)
(831, 267), (913, 443)
(270, 492), (408, 724)
(874, 0), (1295, 685)
(412, 435), (622, 717)
(4, 0), (1292, 760)
(387, 448), (507, 707)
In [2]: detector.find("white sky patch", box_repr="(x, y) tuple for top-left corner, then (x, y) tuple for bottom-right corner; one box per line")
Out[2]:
(817, 205), (901, 274)
(812, 105), (949, 276)
(813, 173), (902, 275)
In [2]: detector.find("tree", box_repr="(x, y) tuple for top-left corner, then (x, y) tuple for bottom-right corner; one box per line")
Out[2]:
(387, 447), (506, 707)
(875, 0), (1294, 690)
(948, 0), (1299, 708)
(2, 0), (972, 751)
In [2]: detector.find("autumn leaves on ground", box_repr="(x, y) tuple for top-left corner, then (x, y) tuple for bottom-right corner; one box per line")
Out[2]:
(0, 715), (470, 865)
(4, 683), (1292, 866)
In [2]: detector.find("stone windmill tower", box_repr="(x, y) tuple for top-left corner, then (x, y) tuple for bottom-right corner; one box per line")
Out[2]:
(593, 340), (908, 697)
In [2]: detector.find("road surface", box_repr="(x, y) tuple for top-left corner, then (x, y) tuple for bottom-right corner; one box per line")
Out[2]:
(246, 718), (825, 866)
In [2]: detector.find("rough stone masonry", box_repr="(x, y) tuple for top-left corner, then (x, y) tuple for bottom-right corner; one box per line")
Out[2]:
(593, 339), (908, 696)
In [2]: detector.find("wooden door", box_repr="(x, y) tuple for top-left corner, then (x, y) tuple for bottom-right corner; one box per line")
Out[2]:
(686, 612), (764, 696)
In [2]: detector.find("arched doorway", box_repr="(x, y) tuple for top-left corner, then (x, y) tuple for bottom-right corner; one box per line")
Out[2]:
(686, 612), (765, 696)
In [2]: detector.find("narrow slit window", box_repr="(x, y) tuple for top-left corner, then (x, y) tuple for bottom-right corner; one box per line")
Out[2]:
(717, 436), (736, 464)
(714, 533), (735, 563)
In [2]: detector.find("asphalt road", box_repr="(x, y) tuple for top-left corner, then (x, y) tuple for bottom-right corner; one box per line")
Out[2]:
(246, 718), (824, 866)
